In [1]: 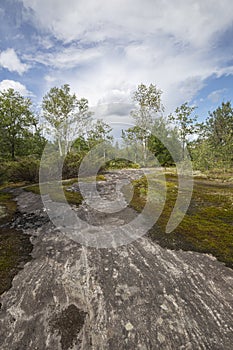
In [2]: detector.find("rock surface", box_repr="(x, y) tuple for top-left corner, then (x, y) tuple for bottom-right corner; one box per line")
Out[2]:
(0, 170), (233, 349)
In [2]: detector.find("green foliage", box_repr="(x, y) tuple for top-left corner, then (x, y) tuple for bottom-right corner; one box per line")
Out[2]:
(20, 129), (46, 158)
(101, 158), (140, 170)
(121, 126), (144, 163)
(168, 102), (197, 160)
(206, 101), (233, 147)
(6, 158), (40, 183)
(191, 101), (233, 170)
(62, 152), (83, 179)
(0, 89), (37, 160)
(87, 119), (113, 148)
(190, 139), (215, 171)
(130, 83), (164, 165)
(0, 162), (7, 185)
(72, 136), (89, 153)
(42, 84), (92, 156)
(206, 101), (233, 167)
(148, 117), (182, 165)
(133, 83), (164, 114)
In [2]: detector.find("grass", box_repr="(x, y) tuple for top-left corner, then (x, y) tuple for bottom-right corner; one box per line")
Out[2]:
(124, 172), (233, 268)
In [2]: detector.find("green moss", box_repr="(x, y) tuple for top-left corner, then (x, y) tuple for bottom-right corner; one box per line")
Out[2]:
(0, 188), (32, 295)
(24, 184), (40, 195)
(96, 174), (107, 181)
(24, 183), (83, 206)
(0, 191), (17, 224)
(25, 175), (106, 206)
(126, 174), (233, 268)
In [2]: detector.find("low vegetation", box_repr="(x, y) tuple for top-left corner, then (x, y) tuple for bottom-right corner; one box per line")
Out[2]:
(24, 174), (106, 206)
(101, 158), (140, 170)
(24, 183), (83, 206)
(124, 174), (233, 268)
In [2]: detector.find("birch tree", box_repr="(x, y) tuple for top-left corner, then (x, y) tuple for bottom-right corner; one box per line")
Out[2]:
(42, 84), (91, 156)
(130, 83), (164, 165)
(168, 102), (197, 160)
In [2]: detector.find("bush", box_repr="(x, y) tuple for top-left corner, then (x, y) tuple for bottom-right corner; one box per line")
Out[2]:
(62, 152), (83, 179)
(0, 161), (7, 185)
(7, 158), (40, 183)
(101, 158), (140, 171)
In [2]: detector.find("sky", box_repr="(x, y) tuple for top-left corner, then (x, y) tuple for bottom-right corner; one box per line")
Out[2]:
(0, 0), (233, 131)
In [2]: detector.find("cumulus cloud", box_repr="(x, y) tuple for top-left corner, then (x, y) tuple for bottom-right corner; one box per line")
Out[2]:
(0, 79), (30, 95)
(21, 0), (233, 47)
(0, 48), (29, 75)
(19, 0), (233, 118)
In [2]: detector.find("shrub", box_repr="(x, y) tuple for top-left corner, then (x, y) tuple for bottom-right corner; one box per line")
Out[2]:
(101, 158), (140, 171)
(0, 161), (7, 185)
(7, 158), (40, 183)
(62, 152), (84, 179)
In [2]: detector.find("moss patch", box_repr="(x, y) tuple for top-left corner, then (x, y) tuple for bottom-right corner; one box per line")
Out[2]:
(24, 175), (106, 206)
(0, 188), (33, 296)
(0, 192), (17, 225)
(24, 183), (83, 206)
(125, 174), (233, 268)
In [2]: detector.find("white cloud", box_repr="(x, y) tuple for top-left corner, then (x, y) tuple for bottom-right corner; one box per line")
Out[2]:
(207, 89), (227, 103)
(25, 45), (103, 69)
(0, 48), (29, 75)
(19, 0), (233, 120)
(0, 80), (30, 95)
(22, 0), (233, 48)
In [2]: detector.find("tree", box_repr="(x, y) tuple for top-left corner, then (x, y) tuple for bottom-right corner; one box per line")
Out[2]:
(0, 88), (36, 160)
(168, 102), (197, 160)
(130, 83), (164, 165)
(42, 84), (91, 156)
(17, 127), (47, 158)
(206, 101), (233, 146)
(121, 126), (144, 163)
(86, 119), (113, 161)
(72, 135), (89, 154)
(205, 101), (233, 167)
(148, 117), (181, 166)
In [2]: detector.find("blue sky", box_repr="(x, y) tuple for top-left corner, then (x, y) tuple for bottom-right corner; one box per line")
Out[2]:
(0, 0), (233, 128)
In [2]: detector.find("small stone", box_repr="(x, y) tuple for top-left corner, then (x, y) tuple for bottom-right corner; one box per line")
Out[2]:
(157, 332), (165, 343)
(125, 322), (134, 331)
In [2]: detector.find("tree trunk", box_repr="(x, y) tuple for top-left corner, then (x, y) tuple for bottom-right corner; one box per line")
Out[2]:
(58, 139), (63, 157)
(11, 141), (15, 160)
(142, 138), (147, 166)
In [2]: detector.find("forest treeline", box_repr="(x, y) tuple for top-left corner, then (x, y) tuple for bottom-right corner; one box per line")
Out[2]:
(0, 83), (232, 184)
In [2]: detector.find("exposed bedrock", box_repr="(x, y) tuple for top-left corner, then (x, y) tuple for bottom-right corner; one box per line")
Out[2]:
(0, 170), (232, 349)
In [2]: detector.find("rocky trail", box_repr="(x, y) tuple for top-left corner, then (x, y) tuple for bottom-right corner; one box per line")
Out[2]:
(0, 170), (233, 349)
